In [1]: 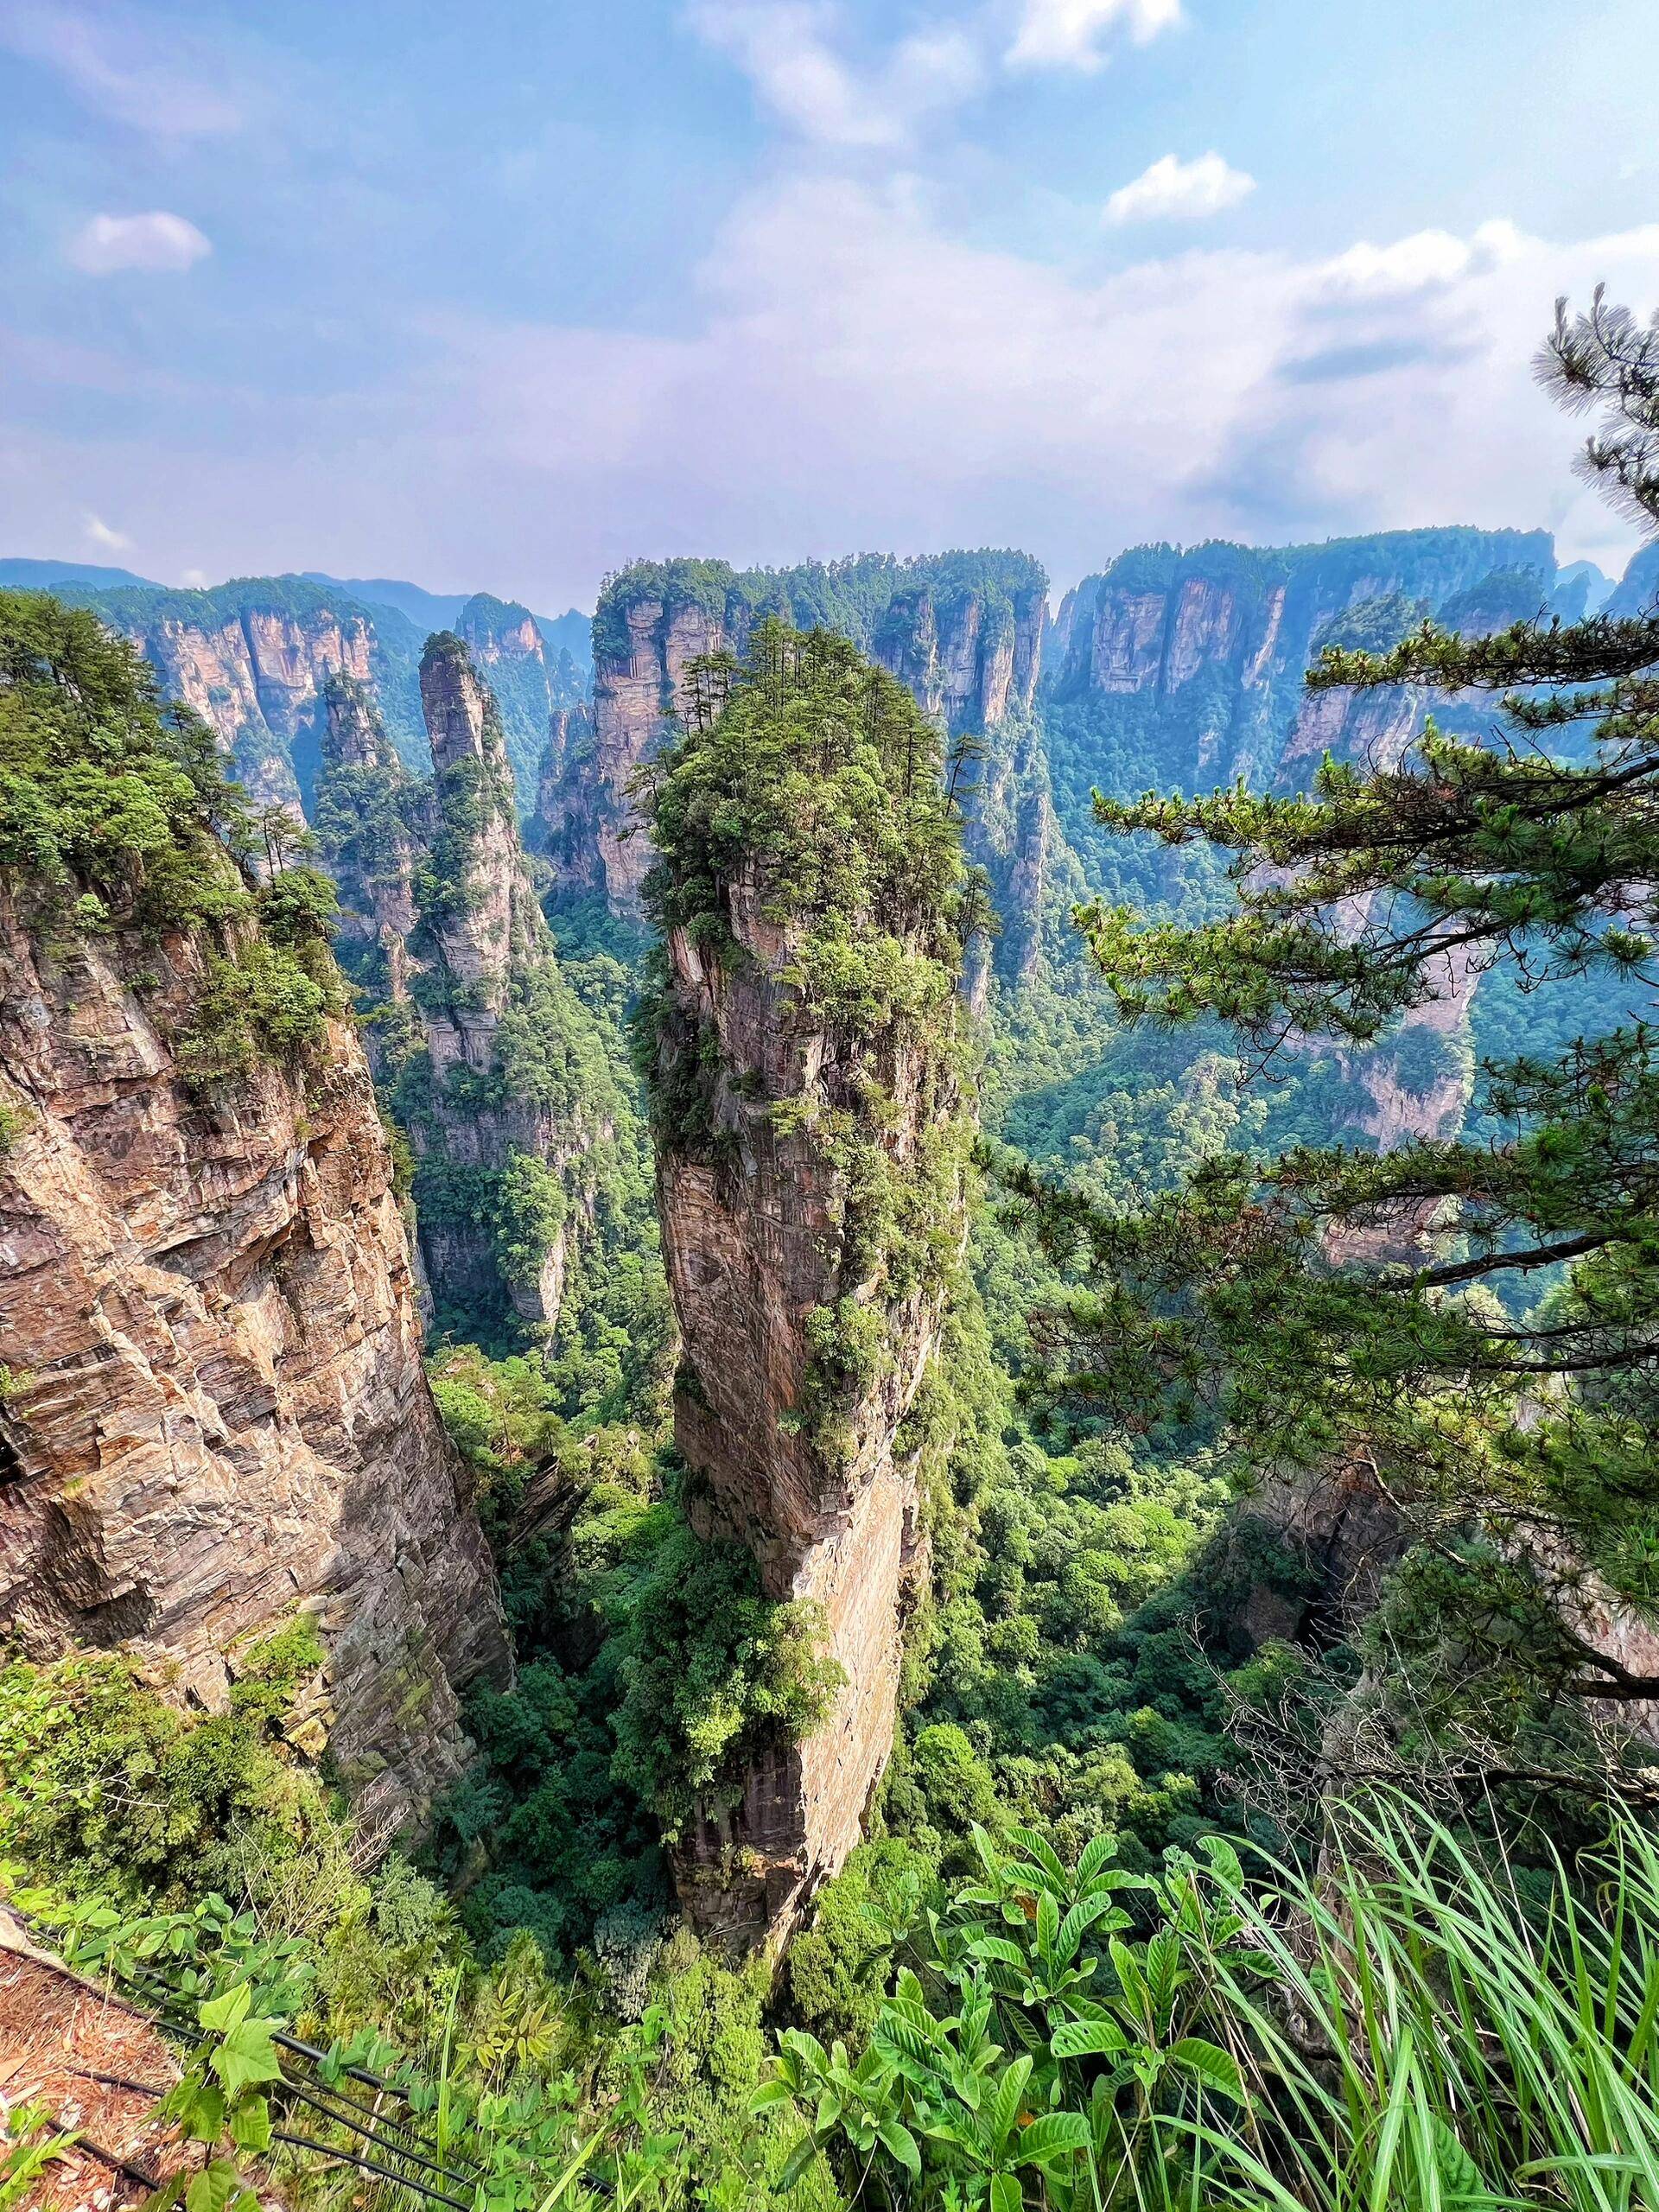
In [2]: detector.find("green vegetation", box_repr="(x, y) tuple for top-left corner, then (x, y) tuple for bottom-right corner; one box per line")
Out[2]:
(594, 550), (1045, 674)
(0, 1622), (330, 1903)
(0, 587), (342, 1082)
(10, 302), (1659, 2212)
(1012, 296), (1659, 1821)
(763, 1800), (1659, 2209)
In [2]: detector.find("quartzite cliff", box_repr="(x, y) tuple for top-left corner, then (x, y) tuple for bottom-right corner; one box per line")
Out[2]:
(644, 635), (973, 1947)
(315, 637), (632, 1340)
(0, 878), (510, 1827)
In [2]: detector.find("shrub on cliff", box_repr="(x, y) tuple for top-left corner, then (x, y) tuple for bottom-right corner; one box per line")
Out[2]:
(612, 1518), (845, 1837)
(0, 589), (252, 925)
(0, 588), (342, 1080)
(0, 1622), (327, 1904)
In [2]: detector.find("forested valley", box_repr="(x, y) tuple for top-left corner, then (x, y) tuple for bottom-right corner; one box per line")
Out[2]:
(2, 294), (1657, 2212)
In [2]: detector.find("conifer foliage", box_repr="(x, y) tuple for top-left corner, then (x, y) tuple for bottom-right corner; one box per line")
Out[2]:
(1019, 298), (1659, 1789)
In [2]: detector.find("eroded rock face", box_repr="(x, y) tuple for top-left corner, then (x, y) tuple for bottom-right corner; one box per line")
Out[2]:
(653, 883), (963, 1947)
(537, 560), (1051, 924)
(1052, 529), (1556, 789)
(0, 890), (509, 1827)
(584, 597), (725, 914)
(315, 677), (423, 1001)
(86, 583), (423, 820)
(320, 636), (620, 1339)
(873, 584), (1046, 736)
(528, 703), (601, 893)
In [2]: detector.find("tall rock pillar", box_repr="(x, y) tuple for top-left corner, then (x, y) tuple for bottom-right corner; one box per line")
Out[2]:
(640, 622), (975, 1947)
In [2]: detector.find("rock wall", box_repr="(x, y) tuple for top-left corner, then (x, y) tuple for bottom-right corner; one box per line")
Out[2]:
(0, 886), (509, 1829)
(652, 879), (964, 1947)
(63, 578), (429, 815)
(1050, 528), (1556, 791)
(314, 636), (622, 1339)
(871, 581), (1046, 736)
(455, 592), (577, 809)
(314, 675), (424, 1010)
(537, 555), (1052, 922)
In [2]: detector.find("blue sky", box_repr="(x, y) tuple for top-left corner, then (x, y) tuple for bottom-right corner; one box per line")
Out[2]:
(3, 0), (1657, 609)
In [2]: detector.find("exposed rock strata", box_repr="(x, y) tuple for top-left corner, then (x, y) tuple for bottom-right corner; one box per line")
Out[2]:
(65, 578), (429, 814)
(455, 592), (574, 810)
(315, 637), (621, 1339)
(1051, 529), (1555, 790)
(653, 880), (964, 1947)
(540, 557), (1050, 923)
(0, 886), (509, 1827)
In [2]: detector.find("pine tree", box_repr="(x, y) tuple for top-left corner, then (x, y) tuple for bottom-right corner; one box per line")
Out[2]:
(1014, 296), (1659, 1796)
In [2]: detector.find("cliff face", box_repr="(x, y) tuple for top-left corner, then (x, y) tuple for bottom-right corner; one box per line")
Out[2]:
(63, 578), (429, 815)
(454, 592), (579, 810)
(313, 676), (424, 1009)
(654, 887), (963, 1944)
(871, 581), (1046, 736)
(1050, 528), (1555, 794)
(0, 890), (509, 1828)
(526, 702), (600, 893)
(315, 636), (628, 1341)
(570, 593), (725, 913)
(1607, 539), (1659, 618)
(642, 628), (972, 1948)
(539, 554), (1052, 922)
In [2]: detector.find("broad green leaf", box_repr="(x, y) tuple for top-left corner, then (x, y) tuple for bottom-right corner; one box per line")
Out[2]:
(1035, 1891), (1059, 1962)
(1007, 1827), (1067, 1887)
(1050, 2018), (1130, 2062)
(1109, 1938), (1148, 2017)
(777, 2133), (820, 2194)
(212, 2018), (283, 2101)
(176, 2080), (226, 2145)
(1076, 1834), (1118, 1887)
(228, 2099), (271, 2155)
(1145, 1930), (1181, 2024)
(988, 2056), (1033, 2152)
(1433, 2116), (1489, 2202)
(989, 2170), (1022, 2212)
(184, 2158), (243, 2212)
(967, 1936), (1027, 1970)
(198, 1984), (251, 2036)
(1014, 2112), (1091, 2165)
(877, 2118), (921, 2176)
(1055, 1892), (1120, 1966)
(1168, 2037), (1245, 2105)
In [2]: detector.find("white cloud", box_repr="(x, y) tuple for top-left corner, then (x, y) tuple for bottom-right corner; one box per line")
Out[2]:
(1105, 151), (1255, 225)
(0, 2), (242, 136)
(1322, 219), (1524, 297)
(1007, 0), (1182, 72)
(181, 567), (209, 586)
(14, 192), (1659, 604)
(67, 212), (212, 276)
(85, 514), (131, 551)
(408, 192), (1659, 588)
(687, 1), (983, 148)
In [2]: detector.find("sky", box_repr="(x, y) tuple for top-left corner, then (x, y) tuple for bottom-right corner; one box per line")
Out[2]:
(3, 0), (1658, 612)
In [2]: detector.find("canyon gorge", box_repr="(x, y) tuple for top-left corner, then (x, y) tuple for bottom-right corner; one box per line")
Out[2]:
(3, 514), (1652, 1955)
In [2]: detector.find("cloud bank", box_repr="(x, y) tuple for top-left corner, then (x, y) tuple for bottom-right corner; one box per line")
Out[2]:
(17, 179), (1650, 606)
